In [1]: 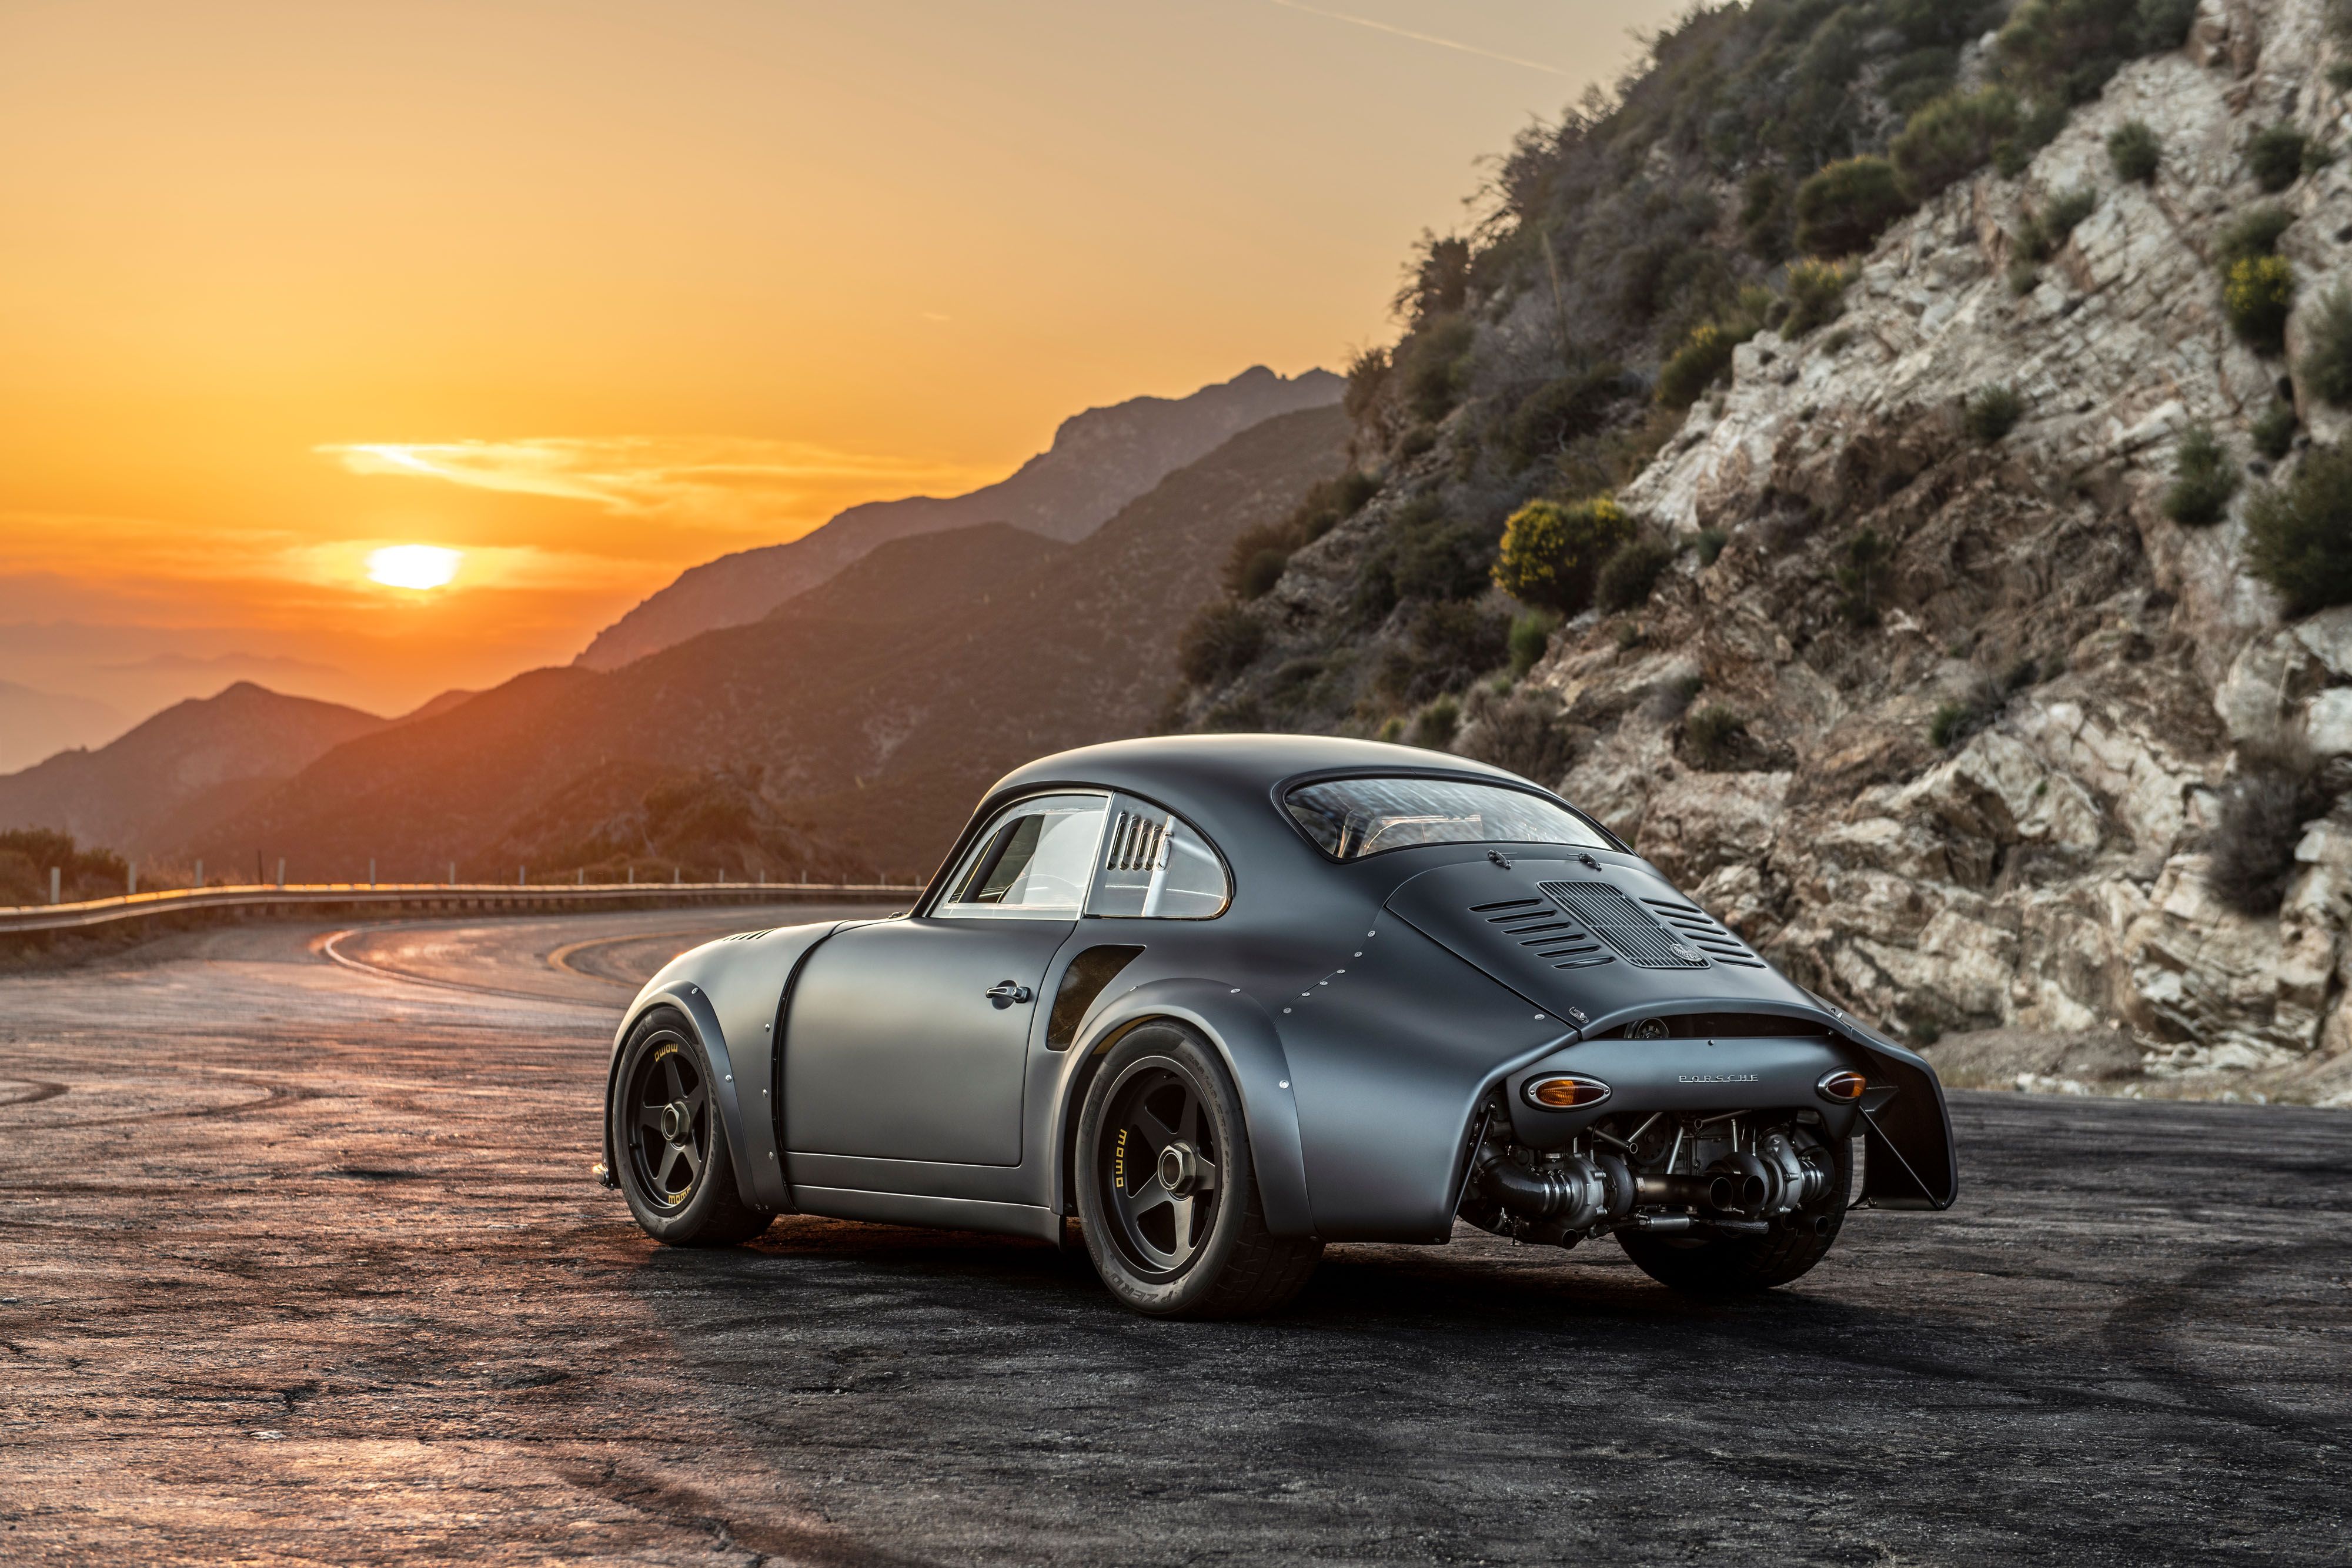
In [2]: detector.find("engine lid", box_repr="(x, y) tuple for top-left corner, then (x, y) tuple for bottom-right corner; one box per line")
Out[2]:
(1381, 853), (1819, 1028)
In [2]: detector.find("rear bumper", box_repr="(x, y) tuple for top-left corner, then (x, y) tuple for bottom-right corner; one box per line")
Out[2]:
(1506, 1035), (1860, 1145)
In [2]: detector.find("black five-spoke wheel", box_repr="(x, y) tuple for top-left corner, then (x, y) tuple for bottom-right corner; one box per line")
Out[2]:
(1100, 1059), (1223, 1277)
(607, 1007), (771, 1248)
(1074, 1022), (1321, 1317)
(628, 1042), (709, 1208)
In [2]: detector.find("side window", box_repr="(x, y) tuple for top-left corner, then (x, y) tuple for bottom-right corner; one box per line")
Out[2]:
(1088, 796), (1230, 919)
(936, 794), (1108, 918)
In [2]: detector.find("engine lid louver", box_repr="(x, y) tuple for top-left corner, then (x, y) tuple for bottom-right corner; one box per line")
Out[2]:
(1538, 882), (1710, 969)
(1636, 895), (1769, 969)
(1471, 897), (1613, 969)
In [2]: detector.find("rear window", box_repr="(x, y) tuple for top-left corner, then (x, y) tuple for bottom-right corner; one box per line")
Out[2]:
(1284, 777), (1609, 860)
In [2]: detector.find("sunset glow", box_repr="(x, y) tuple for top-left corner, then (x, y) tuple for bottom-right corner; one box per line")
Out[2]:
(366, 546), (463, 591)
(0, 0), (1681, 719)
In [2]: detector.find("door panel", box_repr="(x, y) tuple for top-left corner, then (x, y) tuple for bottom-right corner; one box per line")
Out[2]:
(784, 918), (1071, 1167)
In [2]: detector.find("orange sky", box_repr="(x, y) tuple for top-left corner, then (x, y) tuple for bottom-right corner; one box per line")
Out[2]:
(0, 0), (1682, 723)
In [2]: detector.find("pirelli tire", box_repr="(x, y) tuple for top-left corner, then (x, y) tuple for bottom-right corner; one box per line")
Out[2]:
(1616, 1135), (1853, 1294)
(609, 1005), (773, 1248)
(1075, 1021), (1320, 1318)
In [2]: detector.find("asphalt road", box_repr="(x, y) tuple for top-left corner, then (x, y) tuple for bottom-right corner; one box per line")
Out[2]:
(1, 911), (2347, 1567)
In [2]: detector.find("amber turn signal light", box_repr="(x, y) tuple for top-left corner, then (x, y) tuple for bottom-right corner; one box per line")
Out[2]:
(1816, 1069), (1868, 1103)
(1525, 1074), (1611, 1109)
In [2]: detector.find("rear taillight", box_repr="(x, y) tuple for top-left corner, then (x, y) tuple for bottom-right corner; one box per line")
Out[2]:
(1524, 1074), (1611, 1109)
(1816, 1069), (1867, 1103)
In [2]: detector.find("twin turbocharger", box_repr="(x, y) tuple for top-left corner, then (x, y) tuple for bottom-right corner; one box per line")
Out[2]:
(1474, 1127), (1832, 1232)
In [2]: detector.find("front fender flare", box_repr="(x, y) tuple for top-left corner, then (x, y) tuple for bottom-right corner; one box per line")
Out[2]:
(606, 979), (757, 1213)
(1060, 978), (1314, 1238)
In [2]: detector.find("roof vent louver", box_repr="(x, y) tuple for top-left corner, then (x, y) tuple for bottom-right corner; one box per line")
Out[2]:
(1538, 882), (1710, 969)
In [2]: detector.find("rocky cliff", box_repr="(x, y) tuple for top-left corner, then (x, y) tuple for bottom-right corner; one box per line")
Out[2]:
(1180, 0), (2352, 1105)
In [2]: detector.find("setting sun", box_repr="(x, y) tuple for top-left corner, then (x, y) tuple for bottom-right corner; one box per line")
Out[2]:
(365, 544), (462, 591)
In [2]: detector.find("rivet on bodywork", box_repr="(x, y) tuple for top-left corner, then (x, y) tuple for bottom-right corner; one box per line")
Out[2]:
(1278, 1080), (1289, 1089)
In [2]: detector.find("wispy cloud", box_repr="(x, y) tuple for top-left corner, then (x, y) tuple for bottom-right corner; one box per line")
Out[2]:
(1264, 0), (1568, 76)
(320, 436), (1002, 537)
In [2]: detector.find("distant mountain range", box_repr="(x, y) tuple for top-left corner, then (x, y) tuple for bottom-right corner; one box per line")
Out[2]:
(574, 364), (1341, 670)
(0, 681), (391, 860)
(183, 403), (1349, 881)
(0, 681), (123, 773)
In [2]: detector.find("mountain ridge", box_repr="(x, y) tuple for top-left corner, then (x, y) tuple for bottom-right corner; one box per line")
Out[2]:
(575, 364), (1341, 670)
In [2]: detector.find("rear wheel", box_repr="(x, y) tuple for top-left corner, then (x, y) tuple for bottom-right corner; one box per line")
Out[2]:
(1617, 1136), (1852, 1295)
(1075, 1022), (1319, 1318)
(609, 1006), (772, 1248)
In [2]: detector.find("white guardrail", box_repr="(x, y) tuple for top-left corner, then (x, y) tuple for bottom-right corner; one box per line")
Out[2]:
(0, 880), (923, 937)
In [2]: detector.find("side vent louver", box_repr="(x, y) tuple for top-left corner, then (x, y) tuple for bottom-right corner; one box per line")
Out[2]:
(1539, 882), (1709, 969)
(1638, 896), (1768, 969)
(1471, 895), (1612, 969)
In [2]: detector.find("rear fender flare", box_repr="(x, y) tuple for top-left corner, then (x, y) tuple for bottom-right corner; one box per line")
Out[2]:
(1051, 978), (1314, 1238)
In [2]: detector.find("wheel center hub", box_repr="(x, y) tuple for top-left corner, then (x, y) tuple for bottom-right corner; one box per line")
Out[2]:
(1157, 1141), (1199, 1194)
(660, 1101), (689, 1142)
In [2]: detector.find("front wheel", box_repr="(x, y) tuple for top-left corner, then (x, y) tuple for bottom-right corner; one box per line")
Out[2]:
(1074, 1022), (1319, 1318)
(1616, 1136), (1852, 1295)
(608, 1006), (773, 1248)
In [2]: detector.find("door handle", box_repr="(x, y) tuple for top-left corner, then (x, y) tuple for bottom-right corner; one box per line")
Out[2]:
(984, 980), (1035, 1007)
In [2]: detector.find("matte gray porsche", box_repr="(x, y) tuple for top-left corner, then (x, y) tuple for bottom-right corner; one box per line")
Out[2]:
(602, 734), (1956, 1261)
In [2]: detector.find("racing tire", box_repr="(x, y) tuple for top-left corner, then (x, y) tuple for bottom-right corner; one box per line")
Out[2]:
(1075, 1022), (1320, 1318)
(609, 1006), (773, 1248)
(1617, 1135), (1852, 1295)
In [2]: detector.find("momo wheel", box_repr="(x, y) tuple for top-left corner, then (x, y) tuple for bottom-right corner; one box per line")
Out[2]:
(608, 1007), (771, 1248)
(1618, 1135), (1852, 1295)
(1074, 1022), (1319, 1318)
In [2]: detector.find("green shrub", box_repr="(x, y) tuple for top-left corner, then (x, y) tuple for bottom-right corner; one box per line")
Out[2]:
(1656, 323), (1741, 409)
(1395, 425), (1438, 461)
(1740, 169), (1792, 262)
(1784, 258), (1855, 336)
(2247, 124), (2309, 193)
(1930, 696), (1996, 750)
(2253, 400), (2300, 461)
(1343, 346), (1389, 424)
(1503, 365), (1629, 469)
(2226, 255), (2295, 355)
(2162, 424), (2241, 526)
(1507, 609), (1561, 680)
(1234, 546), (1288, 599)
(2246, 444), (2352, 614)
(1408, 601), (1511, 688)
(2108, 119), (2162, 183)
(1892, 86), (2020, 199)
(2134, 0), (2199, 49)
(2302, 287), (2352, 407)
(1492, 495), (1634, 614)
(0, 827), (131, 907)
(1966, 384), (2027, 443)
(1177, 602), (1265, 686)
(2206, 746), (2326, 915)
(1221, 469), (1381, 596)
(1993, 100), (2072, 179)
(2009, 259), (2043, 296)
(1695, 526), (1729, 566)
(1395, 313), (1476, 423)
(1836, 528), (1896, 626)
(2019, 186), (2099, 260)
(1595, 536), (1677, 612)
(1406, 695), (1461, 751)
(1684, 705), (1749, 770)
(2217, 205), (2293, 268)
(1997, 0), (2144, 103)
(1391, 506), (1495, 602)
(1795, 157), (1916, 258)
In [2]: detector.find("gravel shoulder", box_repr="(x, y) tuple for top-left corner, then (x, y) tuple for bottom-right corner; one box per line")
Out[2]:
(1, 914), (2347, 1566)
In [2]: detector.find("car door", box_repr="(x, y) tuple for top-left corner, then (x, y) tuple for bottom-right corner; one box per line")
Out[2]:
(783, 793), (1107, 1168)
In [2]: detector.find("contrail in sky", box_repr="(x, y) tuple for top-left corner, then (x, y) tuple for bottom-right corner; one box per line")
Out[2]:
(1265, 0), (1570, 76)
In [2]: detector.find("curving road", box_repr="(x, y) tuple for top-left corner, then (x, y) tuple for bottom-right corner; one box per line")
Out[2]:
(0, 910), (2347, 1565)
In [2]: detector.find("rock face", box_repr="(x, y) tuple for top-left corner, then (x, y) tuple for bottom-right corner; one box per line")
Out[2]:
(575, 366), (1342, 670)
(1526, 0), (2352, 1104)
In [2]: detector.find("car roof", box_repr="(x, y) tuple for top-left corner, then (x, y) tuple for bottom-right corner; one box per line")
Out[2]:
(988, 733), (1527, 803)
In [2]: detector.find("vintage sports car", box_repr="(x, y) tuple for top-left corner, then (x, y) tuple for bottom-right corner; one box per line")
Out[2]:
(600, 735), (1956, 1317)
